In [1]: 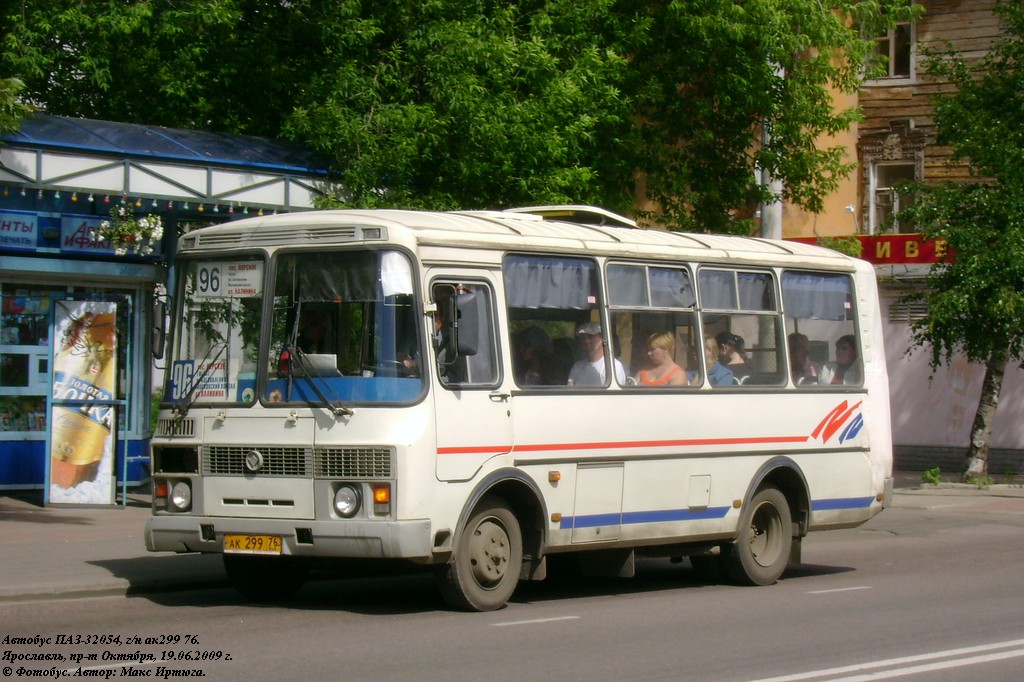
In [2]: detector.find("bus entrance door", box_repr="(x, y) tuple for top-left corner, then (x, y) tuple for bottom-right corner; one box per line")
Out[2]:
(430, 275), (513, 482)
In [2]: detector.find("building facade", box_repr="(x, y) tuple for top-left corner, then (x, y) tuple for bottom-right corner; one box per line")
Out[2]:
(0, 115), (330, 493)
(810, 1), (1022, 475)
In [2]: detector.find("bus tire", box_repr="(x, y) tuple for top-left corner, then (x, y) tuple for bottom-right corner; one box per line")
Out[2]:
(438, 496), (523, 611)
(223, 554), (308, 601)
(721, 486), (792, 586)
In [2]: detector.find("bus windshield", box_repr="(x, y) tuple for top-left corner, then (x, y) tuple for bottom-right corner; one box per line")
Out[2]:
(166, 255), (265, 411)
(165, 249), (423, 409)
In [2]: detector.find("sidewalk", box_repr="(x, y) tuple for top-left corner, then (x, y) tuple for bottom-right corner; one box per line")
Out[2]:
(2, 474), (1023, 602)
(0, 491), (226, 602)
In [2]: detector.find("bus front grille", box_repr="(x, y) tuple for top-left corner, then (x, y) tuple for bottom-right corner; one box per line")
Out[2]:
(156, 418), (195, 437)
(315, 447), (393, 479)
(203, 446), (312, 477)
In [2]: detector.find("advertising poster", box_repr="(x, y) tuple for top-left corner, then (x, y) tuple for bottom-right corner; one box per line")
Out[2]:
(47, 300), (119, 506)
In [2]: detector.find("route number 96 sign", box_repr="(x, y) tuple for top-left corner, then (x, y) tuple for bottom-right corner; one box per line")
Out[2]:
(194, 261), (264, 298)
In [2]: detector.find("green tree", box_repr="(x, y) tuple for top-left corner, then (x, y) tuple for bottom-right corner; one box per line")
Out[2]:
(1, 0), (917, 229)
(902, 0), (1024, 480)
(0, 76), (30, 135)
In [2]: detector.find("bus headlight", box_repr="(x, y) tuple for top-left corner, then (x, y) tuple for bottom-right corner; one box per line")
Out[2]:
(334, 484), (361, 518)
(169, 481), (192, 512)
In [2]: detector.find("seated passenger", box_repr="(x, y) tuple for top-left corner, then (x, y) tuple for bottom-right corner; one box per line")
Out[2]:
(636, 331), (687, 386)
(820, 334), (862, 385)
(788, 332), (821, 385)
(568, 322), (626, 387)
(513, 325), (557, 386)
(704, 337), (733, 387)
(716, 331), (750, 383)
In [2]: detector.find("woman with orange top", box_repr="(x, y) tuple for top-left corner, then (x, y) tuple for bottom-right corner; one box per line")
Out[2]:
(636, 331), (688, 386)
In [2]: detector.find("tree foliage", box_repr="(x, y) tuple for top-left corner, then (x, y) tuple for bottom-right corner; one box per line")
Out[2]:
(900, 0), (1024, 477)
(0, 77), (30, 135)
(2, 0), (916, 230)
(904, 0), (1024, 370)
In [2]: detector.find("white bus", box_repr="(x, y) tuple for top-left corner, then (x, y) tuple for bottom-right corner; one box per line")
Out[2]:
(145, 206), (893, 611)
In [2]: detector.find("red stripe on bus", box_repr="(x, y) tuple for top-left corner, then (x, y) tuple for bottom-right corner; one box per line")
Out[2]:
(437, 435), (809, 456)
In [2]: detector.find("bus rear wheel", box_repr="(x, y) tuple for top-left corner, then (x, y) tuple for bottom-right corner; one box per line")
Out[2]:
(721, 486), (792, 586)
(437, 497), (523, 611)
(223, 554), (308, 601)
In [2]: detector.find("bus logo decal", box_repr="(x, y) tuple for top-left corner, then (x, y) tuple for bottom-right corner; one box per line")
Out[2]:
(811, 400), (864, 444)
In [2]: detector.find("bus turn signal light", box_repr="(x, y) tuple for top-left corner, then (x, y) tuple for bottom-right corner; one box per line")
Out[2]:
(372, 484), (391, 504)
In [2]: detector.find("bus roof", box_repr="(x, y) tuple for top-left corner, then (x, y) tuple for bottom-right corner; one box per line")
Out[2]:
(179, 206), (861, 271)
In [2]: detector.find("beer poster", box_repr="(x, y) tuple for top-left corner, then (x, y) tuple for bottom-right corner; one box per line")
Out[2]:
(47, 300), (118, 506)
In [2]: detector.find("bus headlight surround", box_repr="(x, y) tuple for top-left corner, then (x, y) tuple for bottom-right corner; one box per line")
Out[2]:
(334, 484), (361, 518)
(170, 480), (192, 511)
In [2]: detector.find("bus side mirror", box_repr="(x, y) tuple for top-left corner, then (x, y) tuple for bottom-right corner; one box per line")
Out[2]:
(152, 299), (166, 360)
(454, 291), (479, 357)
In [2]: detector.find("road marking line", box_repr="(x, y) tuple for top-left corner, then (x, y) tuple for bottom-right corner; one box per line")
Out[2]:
(492, 615), (580, 627)
(827, 648), (1024, 681)
(748, 638), (1024, 682)
(807, 586), (872, 594)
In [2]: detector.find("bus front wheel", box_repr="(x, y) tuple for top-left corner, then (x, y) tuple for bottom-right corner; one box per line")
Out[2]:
(721, 486), (792, 586)
(437, 497), (523, 611)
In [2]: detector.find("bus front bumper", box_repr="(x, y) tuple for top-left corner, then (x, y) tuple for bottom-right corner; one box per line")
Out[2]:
(145, 514), (434, 561)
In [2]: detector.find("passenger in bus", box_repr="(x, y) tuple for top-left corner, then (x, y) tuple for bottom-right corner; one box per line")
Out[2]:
(567, 322), (626, 387)
(513, 325), (558, 386)
(704, 336), (733, 386)
(636, 331), (687, 386)
(716, 331), (750, 383)
(788, 332), (821, 385)
(820, 334), (862, 385)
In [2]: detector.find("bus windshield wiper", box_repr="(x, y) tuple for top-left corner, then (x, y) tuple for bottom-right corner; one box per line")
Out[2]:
(173, 342), (227, 418)
(287, 347), (353, 416)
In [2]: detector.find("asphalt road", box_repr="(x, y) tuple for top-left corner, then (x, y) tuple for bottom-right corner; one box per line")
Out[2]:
(2, 487), (1024, 682)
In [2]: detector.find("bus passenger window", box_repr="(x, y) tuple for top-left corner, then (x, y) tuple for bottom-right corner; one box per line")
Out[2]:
(607, 263), (698, 388)
(699, 268), (784, 387)
(782, 271), (861, 387)
(504, 254), (607, 388)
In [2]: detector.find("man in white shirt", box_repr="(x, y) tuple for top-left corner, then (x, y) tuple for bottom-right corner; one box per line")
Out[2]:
(567, 321), (626, 387)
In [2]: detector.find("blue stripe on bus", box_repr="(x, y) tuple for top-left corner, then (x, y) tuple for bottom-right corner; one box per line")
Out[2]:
(811, 496), (875, 511)
(558, 497), (874, 530)
(559, 506), (731, 530)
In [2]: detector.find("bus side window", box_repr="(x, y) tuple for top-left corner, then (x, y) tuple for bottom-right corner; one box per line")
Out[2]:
(607, 263), (698, 388)
(781, 271), (860, 387)
(698, 268), (785, 387)
(504, 254), (603, 388)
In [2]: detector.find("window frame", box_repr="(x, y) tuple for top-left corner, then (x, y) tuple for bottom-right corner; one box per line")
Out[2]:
(870, 160), (918, 234)
(866, 20), (915, 84)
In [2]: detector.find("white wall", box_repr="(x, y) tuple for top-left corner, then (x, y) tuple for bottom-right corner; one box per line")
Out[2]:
(881, 290), (1024, 450)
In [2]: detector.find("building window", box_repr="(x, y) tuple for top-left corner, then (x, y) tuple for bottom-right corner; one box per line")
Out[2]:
(871, 162), (917, 234)
(870, 21), (914, 81)
(888, 298), (928, 323)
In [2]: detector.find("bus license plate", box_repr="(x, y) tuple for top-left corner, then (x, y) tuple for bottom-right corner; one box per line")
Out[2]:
(223, 534), (282, 555)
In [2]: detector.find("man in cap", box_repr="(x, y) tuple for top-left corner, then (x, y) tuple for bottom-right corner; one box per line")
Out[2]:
(568, 321), (626, 387)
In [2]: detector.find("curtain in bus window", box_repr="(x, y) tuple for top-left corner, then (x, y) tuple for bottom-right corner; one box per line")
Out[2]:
(782, 272), (851, 320)
(296, 251), (377, 301)
(504, 255), (595, 309)
(380, 252), (414, 297)
(651, 267), (695, 308)
(607, 265), (648, 306)
(737, 272), (775, 311)
(698, 270), (737, 310)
